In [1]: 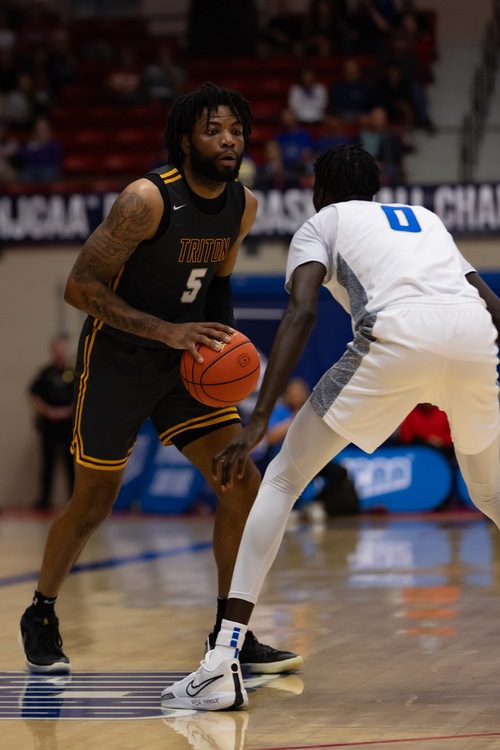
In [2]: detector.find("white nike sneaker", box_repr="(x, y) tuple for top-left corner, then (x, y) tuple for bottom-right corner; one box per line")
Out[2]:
(160, 653), (248, 711)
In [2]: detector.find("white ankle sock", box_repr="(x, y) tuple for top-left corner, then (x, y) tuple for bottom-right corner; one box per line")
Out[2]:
(206, 619), (248, 668)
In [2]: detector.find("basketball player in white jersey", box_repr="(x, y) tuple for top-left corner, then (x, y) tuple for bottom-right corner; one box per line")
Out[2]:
(161, 144), (500, 711)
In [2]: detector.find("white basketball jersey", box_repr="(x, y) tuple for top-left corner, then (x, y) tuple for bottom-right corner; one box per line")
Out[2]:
(286, 201), (480, 328)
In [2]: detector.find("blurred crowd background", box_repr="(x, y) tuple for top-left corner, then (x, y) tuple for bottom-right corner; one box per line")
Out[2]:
(0, 0), (441, 191)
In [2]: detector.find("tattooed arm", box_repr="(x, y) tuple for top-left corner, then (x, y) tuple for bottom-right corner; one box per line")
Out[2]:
(64, 179), (233, 359)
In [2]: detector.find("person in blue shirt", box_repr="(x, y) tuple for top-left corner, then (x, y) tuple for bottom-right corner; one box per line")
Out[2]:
(274, 107), (314, 182)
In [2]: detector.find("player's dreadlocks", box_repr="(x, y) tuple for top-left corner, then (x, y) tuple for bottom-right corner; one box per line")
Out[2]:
(164, 82), (253, 167)
(314, 144), (380, 199)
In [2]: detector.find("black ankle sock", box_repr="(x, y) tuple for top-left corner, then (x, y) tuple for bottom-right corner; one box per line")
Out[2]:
(27, 589), (57, 618)
(212, 597), (227, 637)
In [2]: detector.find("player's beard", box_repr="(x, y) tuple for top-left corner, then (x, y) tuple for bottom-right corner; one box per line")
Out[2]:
(189, 142), (242, 183)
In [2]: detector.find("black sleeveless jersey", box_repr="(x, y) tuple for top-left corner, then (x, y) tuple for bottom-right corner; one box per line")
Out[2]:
(95, 165), (245, 347)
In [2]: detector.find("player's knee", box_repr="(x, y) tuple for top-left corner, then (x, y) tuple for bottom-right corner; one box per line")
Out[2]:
(215, 460), (260, 510)
(265, 456), (310, 498)
(70, 484), (118, 531)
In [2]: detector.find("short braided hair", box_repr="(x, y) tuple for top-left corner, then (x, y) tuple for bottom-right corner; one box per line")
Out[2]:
(314, 144), (380, 198)
(164, 82), (253, 167)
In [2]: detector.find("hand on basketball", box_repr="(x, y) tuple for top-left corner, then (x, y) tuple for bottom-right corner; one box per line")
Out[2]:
(213, 418), (268, 489)
(165, 322), (234, 363)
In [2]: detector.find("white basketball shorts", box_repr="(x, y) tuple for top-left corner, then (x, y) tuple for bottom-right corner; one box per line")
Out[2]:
(310, 302), (500, 455)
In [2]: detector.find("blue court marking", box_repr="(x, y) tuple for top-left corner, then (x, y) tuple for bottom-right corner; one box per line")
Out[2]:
(0, 541), (213, 589)
(0, 671), (295, 720)
(0, 671), (188, 720)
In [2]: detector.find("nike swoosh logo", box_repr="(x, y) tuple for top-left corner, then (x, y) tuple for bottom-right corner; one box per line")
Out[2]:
(173, 204), (186, 211)
(185, 674), (223, 697)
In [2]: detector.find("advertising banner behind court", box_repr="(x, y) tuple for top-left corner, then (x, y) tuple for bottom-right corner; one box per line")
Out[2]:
(1, 183), (500, 244)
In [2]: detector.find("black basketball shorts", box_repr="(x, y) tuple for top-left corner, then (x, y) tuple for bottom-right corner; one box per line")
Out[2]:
(71, 321), (241, 470)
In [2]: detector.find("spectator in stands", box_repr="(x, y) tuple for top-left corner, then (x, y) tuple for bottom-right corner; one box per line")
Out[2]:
(18, 116), (62, 182)
(1, 70), (48, 130)
(274, 107), (314, 184)
(372, 59), (416, 131)
(342, 0), (398, 54)
(259, 0), (306, 57)
(313, 110), (354, 155)
(398, 403), (453, 454)
(384, 28), (435, 132)
(359, 105), (409, 186)
(398, 7), (436, 78)
(398, 402), (458, 508)
(142, 43), (186, 105)
(46, 27), (78, 96)
(303, 0), (348, 56)
(0, 9), (16, 51)
(238, 152), (257, 189)
(0, 120), (18, 181)
(328, 57), (374, 125)
(104, 48), (145, 106)
(288, 66), (328, 126)
(255, 138), (288, 189)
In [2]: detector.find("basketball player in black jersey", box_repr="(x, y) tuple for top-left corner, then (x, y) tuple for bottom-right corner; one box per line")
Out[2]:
(20, 82), (302, 676)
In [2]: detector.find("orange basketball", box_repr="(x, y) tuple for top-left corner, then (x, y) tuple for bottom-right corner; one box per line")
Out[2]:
(180, 331), (261, 408)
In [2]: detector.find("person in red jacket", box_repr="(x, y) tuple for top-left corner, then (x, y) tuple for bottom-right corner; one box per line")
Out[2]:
(398, 402), (453, 452)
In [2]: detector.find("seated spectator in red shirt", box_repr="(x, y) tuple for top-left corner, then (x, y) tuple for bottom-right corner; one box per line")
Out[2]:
(398, 404), (458, 508)
(398, 403), (453, 456)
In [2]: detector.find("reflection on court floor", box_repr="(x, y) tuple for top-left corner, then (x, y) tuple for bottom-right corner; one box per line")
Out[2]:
(4, 512), (500, 750)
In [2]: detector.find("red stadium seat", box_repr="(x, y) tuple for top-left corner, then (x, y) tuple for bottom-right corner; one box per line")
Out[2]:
(101, 153), (154, 175)
(63, 153), (106, 177)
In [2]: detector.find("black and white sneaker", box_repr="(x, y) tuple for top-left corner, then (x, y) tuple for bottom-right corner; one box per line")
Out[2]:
(206, 630), (303, 675)
(20, 610), (71, 673)
(161, 654), (248, 711)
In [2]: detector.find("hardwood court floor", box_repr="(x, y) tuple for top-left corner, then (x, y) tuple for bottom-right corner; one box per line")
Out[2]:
(2, 508), (500, 750)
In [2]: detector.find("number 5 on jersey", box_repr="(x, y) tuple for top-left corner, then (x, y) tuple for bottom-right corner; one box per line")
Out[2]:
(181, 268), (208, 303)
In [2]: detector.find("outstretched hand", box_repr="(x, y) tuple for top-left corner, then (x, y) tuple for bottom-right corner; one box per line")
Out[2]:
(212, 417), (268, 489)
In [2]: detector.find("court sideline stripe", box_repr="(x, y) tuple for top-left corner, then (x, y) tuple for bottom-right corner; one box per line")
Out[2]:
(0, 541), (213, 588)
